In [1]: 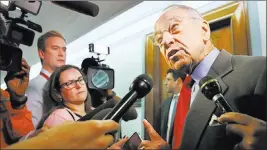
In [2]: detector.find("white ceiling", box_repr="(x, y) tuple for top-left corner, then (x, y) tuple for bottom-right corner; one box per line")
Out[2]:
(1, 0), (142, 85)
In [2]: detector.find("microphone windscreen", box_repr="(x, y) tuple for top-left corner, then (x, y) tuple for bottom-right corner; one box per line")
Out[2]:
(130, 74), (153, 98)
(51, 1), (99, 17)
(199, 75), (214, 88)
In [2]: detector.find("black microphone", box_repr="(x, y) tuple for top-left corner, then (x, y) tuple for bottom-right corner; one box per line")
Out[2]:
(199, 76), (234, 113)
(91, 108), (113, 120)
(93, 108), (118, 137)
(78, 99), (138, 121)
(102, 74), (153, 122)
(78, 99), (117, 121)
(50, 1), (99, 17)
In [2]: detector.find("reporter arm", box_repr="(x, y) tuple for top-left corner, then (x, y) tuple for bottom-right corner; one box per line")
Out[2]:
(6, 101), (34, 136)
(5, 120), (119, 149)
(5, 130), (62, 149)
(1, 89), (34, 138)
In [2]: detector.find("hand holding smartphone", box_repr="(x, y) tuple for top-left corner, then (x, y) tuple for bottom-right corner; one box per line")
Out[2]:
(122, 132), (142, 149)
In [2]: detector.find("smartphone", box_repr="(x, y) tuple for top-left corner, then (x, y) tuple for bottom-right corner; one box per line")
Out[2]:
(122, 132), (142, 150)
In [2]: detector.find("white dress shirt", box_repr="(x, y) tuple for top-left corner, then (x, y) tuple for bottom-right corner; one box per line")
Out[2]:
(166, 93), (179, 143)
(26, 68), (52, 128)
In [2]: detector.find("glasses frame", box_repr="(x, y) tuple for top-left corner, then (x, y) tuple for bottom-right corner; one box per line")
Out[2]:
(59, 76), (86, 90)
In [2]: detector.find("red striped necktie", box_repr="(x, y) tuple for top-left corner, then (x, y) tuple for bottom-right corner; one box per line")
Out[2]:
(172, 75), (192, 149)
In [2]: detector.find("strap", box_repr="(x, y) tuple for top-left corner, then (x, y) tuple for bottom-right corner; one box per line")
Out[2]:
(74, 113), (83, 118)
(65, 109), (76, 121)
(65, 108), (82, 121)
(40, 72), (49, 80)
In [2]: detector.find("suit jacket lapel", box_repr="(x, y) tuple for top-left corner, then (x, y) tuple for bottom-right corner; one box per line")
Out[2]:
(180, 50), (233, 150)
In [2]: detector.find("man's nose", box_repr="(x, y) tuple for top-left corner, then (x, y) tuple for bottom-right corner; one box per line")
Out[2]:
(162, 32), (175, 48)
(58, 48), (64, 56)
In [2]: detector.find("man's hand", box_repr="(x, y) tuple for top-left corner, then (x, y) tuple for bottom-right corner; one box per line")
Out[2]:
(218, 112), (267, 150)
(108, 137), (128, 149)
(139, 119), (170, 149)
(6, 120), (120, 149)
(4, 58), (30, 96)
(25, 124), (52, 139)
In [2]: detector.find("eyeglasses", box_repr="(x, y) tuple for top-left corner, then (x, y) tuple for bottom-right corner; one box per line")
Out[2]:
(60, 76), (86, 90)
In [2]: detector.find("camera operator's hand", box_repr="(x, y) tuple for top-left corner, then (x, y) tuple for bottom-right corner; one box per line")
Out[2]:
(4, 58), (30, 96)
(4, 58), (30, 109)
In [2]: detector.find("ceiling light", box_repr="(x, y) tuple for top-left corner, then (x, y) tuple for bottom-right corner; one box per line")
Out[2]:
(0, 1), (9, 6)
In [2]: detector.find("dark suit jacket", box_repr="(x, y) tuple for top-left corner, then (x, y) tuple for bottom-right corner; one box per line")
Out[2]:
(155, 97), (173, 144)
(179, 50), (266, 150)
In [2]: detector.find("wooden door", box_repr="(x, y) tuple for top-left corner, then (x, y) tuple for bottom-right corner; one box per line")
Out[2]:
(144, 1), (251, 139)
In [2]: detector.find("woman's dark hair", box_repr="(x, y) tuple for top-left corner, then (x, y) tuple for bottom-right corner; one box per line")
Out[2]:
(37, 65), (92, 129)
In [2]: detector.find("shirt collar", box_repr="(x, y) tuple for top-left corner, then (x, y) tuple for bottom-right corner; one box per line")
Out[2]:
(173, 93), (180, 99)
(191, 48), (220, 83)
(41, 68), (52, 77)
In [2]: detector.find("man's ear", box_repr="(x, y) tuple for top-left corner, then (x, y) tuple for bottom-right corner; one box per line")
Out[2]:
(202, 20), (211, 43)
(38, 49), (45, 61)
(175, 78), (182, 86)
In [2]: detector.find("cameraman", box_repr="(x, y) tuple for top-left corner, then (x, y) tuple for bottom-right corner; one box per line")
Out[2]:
(81, 58), (137, 121)
(0, 14), (34, 148)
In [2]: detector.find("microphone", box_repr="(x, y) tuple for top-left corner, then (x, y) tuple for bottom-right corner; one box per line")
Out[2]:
(102, 74), (153, 122)
(78, 99), (138, 121)
(50, 1), (99, 17)
(199, 76), (234, 113)
(78, 99), (116, 121)
(93, 108), (118, 137)
(91, 108), (113, 120)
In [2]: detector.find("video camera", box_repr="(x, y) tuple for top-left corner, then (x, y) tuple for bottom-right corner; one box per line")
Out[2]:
(82, 43), (114, 90)
(0, 1), (42, 72)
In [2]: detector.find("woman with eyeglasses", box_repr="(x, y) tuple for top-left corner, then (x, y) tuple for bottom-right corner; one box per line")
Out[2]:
(38, 65), (92, 128)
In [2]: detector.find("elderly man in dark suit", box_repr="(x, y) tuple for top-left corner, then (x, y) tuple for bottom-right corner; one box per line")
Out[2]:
(140, 4), (266, 150)
(155, 69), (186, 144)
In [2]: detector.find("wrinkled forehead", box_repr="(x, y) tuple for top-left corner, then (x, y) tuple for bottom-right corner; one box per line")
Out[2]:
(155, 8), (191, 33)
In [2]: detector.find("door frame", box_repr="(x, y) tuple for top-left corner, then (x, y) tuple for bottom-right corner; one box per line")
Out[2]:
(144, 1), (251, 139)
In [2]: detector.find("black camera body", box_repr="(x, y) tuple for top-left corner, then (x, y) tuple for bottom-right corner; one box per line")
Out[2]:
(87, 65), (114, 90)
(0, 1), (42, 72)
(82, 43), (114, 90)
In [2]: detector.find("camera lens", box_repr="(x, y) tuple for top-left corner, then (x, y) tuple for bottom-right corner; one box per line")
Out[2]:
(91, 70), (109, 88)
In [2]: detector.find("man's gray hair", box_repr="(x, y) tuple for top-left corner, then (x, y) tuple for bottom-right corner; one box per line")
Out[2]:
(162, 4), (202, 20)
